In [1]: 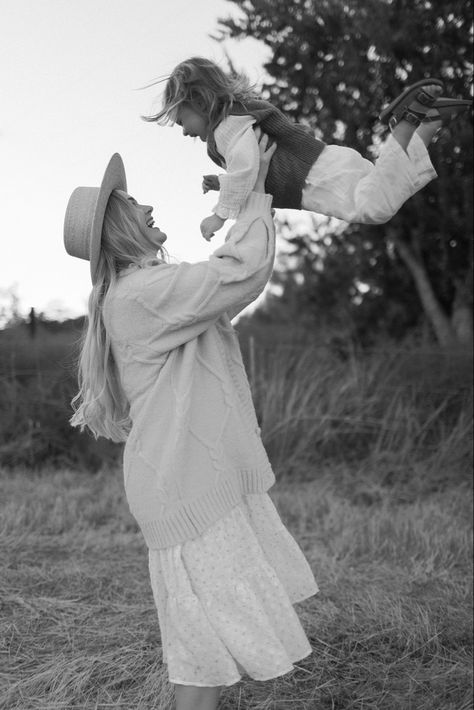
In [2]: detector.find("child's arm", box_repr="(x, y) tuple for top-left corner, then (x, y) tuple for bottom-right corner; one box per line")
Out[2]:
(200, 115), (260, 241)
(214, 115), (260, 218)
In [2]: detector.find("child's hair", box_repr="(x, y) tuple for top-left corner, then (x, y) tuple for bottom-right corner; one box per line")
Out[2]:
(70, 190), (166, 443)
(143, 56), (257, 128)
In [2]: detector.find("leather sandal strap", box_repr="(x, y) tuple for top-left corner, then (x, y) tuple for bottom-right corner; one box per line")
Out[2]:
(403, 111), (423, 127)
(415, 88), (439, 108)
(379, 78), (444, 124)
(421, 99), (472, 123)
(394, 108), (424, 127)
(421, 113), (442, 123)
(404, 107), (427, 121)
(389, 115), (398, 131)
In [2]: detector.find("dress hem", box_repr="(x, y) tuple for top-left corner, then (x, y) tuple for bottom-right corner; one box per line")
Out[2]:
(169, 646), (314, 688)
(291, 586), (319, 605)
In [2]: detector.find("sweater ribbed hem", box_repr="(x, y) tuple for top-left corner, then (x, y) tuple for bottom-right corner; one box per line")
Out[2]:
(138, 466), (275, 550)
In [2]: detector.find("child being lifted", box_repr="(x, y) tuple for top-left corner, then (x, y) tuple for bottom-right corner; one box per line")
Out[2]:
(144, 57), (471, 241)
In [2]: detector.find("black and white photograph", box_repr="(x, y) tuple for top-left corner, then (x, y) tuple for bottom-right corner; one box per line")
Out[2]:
(1, 1), (472, 708)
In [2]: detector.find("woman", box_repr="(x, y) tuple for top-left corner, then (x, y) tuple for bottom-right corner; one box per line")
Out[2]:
(64, 135), (318, 710)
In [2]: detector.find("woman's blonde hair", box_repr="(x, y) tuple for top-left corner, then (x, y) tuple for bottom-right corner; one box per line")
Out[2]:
(70, 190), (166, 443)
(143, 56), (257, 129)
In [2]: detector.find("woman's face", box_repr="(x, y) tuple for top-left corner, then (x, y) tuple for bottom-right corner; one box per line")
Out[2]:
(120, 192), (167, 250)
(176, 104), (209, 141)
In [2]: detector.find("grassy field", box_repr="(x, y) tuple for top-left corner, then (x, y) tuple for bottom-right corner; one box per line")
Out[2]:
(0, 326), (472, 708)
(1, 461), (472, 710)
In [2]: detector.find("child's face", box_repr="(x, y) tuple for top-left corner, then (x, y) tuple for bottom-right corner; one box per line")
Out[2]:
(176, 105), (209, 141)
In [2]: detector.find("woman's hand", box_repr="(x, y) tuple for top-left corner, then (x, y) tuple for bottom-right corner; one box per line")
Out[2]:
(253, 128), (277, 194)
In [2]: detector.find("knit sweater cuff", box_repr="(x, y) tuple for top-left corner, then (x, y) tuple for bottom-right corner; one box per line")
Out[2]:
(213, 202), (240, 220)
(238, 191), (273, 218)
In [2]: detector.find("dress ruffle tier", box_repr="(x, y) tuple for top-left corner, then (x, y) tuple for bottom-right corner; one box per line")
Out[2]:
(148, 493), (318, 687)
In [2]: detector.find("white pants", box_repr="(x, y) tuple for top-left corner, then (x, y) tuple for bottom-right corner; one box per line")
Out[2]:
(302, 133), (437, 224)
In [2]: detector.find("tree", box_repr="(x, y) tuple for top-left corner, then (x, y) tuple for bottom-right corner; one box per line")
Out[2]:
(216, 0), (473, 347)
(0, 286), (22, 329)
(268, 215), (425, 345)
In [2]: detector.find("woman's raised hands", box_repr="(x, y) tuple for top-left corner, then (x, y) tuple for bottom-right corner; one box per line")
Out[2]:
(253, 128), (277, 194)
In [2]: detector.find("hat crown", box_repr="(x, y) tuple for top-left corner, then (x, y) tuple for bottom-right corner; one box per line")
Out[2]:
(63, 154), (127, 283)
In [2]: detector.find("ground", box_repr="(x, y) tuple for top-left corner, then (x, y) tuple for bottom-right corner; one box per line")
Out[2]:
(1, 466), (472, 709)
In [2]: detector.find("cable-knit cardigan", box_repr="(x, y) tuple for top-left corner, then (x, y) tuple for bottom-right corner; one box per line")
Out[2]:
(102, 192), (276, 549)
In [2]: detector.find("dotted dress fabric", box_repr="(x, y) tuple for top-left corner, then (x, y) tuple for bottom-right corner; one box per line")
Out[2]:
(148, 492), (318, 687)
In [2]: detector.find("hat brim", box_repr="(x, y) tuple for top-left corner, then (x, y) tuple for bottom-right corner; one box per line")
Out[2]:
(90, 153), (127, 283)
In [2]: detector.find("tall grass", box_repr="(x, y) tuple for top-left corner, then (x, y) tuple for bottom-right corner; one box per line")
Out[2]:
(1, 321), (472, 483)
(0, 322), (120, 470)
(249, 344), (472, 485)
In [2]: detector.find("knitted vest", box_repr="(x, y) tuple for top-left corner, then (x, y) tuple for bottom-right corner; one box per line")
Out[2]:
(207, 99), (326, 209)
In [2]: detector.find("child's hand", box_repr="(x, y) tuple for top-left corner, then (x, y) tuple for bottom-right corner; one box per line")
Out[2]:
(200, 214), (226, 241)
(202, 175), (220, 193)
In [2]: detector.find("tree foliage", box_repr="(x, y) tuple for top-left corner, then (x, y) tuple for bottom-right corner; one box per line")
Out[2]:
(269, 216), (424, 344)
(216, 0), (473, 346)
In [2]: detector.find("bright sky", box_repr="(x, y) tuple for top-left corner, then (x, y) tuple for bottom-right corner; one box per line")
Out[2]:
(1, 0), (271, 319)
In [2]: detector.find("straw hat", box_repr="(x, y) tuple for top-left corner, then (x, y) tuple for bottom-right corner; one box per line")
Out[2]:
(64, 153), (127, 284)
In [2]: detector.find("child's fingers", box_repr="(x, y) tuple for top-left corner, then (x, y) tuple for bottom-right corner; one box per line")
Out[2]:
(202, 175), (219, 193)
(202, 178), (212, 194)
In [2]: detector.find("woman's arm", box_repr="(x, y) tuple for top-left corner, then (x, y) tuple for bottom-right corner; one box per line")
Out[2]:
(134, 137), (276, 351)
(253, 129), (275, 193)
(224, 131), (276, 320)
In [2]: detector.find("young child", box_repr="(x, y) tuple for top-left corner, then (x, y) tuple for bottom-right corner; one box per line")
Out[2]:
(144, 57), (471, 241)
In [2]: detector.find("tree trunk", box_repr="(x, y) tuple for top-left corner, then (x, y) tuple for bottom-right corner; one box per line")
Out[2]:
(394, 238), (458, 348)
